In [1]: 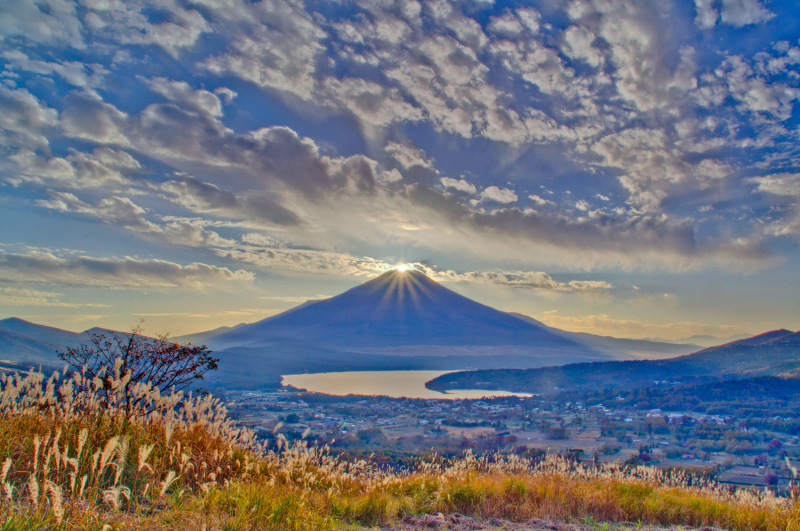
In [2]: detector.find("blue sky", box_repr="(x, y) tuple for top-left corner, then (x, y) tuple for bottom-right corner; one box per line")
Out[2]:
(1, 0), (799, 339)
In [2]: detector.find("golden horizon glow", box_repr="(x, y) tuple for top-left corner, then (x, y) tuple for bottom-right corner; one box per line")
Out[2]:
(396, 264), (409, 271)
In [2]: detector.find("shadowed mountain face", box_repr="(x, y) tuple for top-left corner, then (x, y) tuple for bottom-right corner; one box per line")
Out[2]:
(210, 270), (593, 353)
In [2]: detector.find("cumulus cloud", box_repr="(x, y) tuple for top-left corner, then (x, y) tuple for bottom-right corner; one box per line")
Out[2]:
(60, 92), (131, 146)
(748, 173), (800, 197)
(385, 142), (434, 170)
(199, 0), (325, 95)
(0, 87), (59, 150)
(36, 191), (161, 232)
(0, 0), (84, 48)
(142, 77), (223, 117)
(562, 25), (603, 68)
(440, 177), (477, 194)
(6, 147), (142, 188)
(529, 194), (555, 207)
(719, 0), (775, 27)
(406, 184), (769, 265)
(81, 0), (212, 57)
(0, 252), (254, 288)
(160, 175), (301, 226)
(2, 50), (107, 88)
(480, 186), (518, 203)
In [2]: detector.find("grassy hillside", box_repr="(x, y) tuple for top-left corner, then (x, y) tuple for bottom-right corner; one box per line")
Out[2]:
(1, 368), (799, 530)
(426, 329), (800, 394)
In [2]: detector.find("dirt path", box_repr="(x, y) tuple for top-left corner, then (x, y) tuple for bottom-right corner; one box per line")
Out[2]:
(379, 513), (726, 531)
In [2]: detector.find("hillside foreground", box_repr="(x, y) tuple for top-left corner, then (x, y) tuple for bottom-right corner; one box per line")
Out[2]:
(1, 368), (799, 531)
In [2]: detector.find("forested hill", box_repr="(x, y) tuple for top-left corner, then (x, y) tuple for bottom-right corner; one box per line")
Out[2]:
(426, 328), (800, 394)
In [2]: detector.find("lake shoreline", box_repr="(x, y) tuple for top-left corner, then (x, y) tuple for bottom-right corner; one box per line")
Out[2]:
(281, 370), (532, 400)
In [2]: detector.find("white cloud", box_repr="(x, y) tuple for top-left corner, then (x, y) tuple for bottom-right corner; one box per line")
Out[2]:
(694, 0), (720, 28)
(0, 0), (84, 48)
(748, 173), (800, 197)
(0, 252), (254, 288)
(431, 268), (613, 292)
(440, 176), (477, 194)
(36, 192), (161, 233)
(719, 0), (775, 27)
(82, 0), (212, 57)
(562, 25), (603, 68)
(2, 50), (107, 88)
(142, 77), (223, 117)
(385, 142), (434, 170)
(6, 147), (141, 188)
(60, 92), (131, 146)
(214, 87), (237, 104)
(0, 286), (109, 308)
(529, 194), (555, 207)
(481, 186), (517, 203)
(0, 87), (59, 150)
(200, 0), (325, 96)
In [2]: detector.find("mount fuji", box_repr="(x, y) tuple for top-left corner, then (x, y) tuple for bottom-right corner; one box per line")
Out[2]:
(199, 269), (614, 388)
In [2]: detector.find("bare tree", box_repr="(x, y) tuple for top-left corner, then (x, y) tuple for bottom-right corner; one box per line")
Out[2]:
(58, 324), (219, 417)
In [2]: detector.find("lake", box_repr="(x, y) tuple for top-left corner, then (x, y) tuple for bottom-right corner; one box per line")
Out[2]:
(281, 370), (532, 400)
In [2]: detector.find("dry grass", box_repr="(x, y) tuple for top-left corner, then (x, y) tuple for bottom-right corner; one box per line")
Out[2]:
(2, 367), (799, 531)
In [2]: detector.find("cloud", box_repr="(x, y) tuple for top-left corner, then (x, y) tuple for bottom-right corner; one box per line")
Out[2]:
(748, 173), (800, 197)
(0, 252), (254, 288)
(36, 191), (162, 232)
(60, 91), (131, 146)
(199, 0), (325, 95)
(6, 147), (142, 188)
(694, 0), (720, 28)
(218, 245), (394, 278)
(0, 87), (59, 150)
(480, 186), (518, 203)
(82, 0), (212, 57)
(160, 175), (301, 226)
(432, 269), (613, 292)
(440, 177), (477, 194)
(0, 0), (84, 48)
(141, 77), (223, 117)
(529, 194), (555, 207)
(562, 25), (603, 68)
(214, 87), (237, 104)
(406, 184), (770, 266)
(2, 50), (107, 88)
(385, 142), (434, 170)
(0, 286), (109, 308)
(719, 0), (775, 27)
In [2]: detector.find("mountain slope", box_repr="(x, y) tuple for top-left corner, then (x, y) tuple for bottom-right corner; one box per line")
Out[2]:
(210, 270), (599, 354)
(426, 328), (800, 394)
(0, 318), (84, 347)
(0, 329), (67, 366)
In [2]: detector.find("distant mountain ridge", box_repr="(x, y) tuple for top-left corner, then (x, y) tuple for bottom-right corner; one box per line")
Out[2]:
(426, 327), (800, 394)
(0, 270), (760, 391)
